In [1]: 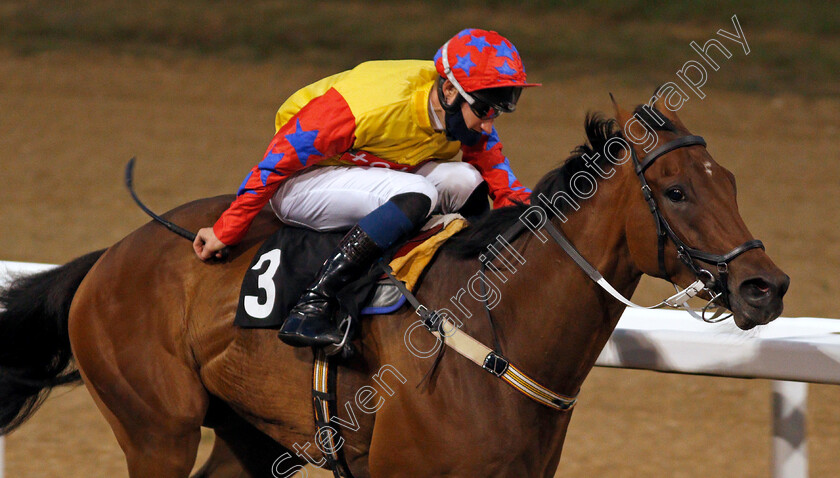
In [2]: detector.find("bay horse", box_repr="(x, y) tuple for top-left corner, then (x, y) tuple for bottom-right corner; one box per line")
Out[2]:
(0, 97), (788, 477)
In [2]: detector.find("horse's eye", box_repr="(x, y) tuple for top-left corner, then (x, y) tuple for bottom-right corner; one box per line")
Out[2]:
(665, 187), (686, 202)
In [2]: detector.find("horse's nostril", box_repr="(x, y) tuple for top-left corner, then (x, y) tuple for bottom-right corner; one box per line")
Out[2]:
(740, 277), (774, 305)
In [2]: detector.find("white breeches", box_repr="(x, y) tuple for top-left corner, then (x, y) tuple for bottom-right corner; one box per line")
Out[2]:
(269, 161), (483, 231)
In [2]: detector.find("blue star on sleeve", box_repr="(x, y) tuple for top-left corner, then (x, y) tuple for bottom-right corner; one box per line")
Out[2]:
(284, 119), (324, 166)
(257, 151), (285, 186)
(454, 53), (477, 77)
(484, 127), (501, 151)
(235, 150), (288, 195)
(492, 157), (529, 192)
(236, 171), (256, 196)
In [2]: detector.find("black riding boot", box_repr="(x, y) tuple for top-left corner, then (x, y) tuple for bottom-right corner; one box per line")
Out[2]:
(278, 225), (382, 347)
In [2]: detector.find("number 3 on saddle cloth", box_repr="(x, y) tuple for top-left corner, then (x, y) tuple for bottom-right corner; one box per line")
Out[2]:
(233, 214), (467, 339)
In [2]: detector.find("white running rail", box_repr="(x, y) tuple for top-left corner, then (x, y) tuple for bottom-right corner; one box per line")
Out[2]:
(2, 260), (839, 477)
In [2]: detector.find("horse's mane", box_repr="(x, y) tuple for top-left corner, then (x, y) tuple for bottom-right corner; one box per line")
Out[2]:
(447, 104), (679, 258)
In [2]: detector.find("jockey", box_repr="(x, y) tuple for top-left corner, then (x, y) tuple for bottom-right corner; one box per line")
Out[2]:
(194, 28), (538, 347)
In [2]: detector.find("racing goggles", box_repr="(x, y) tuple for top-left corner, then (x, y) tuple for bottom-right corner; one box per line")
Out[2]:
(468, 86), (522, 120)
(468, 101), (502, 120)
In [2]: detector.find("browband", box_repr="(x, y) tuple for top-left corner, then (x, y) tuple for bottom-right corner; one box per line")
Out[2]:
(636, 135), (706, 174)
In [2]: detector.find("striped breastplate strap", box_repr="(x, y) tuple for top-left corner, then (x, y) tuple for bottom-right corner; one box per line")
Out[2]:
(427, 307), (577, 411)
(383, 260), (577, 412)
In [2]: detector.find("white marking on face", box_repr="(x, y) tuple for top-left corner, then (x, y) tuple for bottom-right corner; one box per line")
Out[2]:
(704, 161), (713, 176)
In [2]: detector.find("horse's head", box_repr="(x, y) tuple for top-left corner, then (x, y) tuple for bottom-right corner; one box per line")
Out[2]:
(613, 94), (789, 330)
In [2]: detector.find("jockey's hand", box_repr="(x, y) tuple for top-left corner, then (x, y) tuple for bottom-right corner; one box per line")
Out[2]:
(194, 227), (228, 261)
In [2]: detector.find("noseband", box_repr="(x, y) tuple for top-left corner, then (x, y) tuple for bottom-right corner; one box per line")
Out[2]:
(631, 135), (765, 308)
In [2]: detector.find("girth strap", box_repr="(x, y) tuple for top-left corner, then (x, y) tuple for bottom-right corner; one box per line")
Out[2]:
(312, 350), (355, 478)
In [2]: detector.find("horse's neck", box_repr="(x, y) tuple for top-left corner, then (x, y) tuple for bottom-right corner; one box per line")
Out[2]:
(493, 171), (642, 397)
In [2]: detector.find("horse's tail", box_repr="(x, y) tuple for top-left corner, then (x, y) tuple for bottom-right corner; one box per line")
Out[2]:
(0, 249), (106, 435)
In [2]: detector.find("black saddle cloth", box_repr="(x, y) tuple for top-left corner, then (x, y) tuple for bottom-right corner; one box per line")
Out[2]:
(233, 226), (386, 329)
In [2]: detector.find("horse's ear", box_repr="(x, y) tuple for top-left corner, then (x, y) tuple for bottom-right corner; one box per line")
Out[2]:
(650, 87), (691, 133)
(610, 93), (648, 143)
(609, 93), (633, 127)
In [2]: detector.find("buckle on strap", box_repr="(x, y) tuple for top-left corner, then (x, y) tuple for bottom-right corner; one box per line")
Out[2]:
(664, 279), (705, 307)
(483, 352), (510, 377)
(552, 396), (577, 411)
(416, 305), (442, 331)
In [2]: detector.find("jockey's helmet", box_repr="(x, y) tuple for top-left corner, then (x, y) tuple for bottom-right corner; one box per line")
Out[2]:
(434, 28), (540, 116)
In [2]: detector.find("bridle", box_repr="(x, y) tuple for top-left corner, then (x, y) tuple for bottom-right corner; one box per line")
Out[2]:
(515, 132), (767, 322)
(630, 134), (765, 313)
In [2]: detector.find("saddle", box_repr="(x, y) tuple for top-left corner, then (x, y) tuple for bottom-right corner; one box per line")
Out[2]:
(233, 214), (467, 329)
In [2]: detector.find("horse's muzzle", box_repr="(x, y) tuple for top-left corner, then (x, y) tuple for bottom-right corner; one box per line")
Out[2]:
(731, 271), (790, 329)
